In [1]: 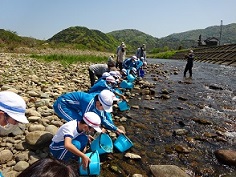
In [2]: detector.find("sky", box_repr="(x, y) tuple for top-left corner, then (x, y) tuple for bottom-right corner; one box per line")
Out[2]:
(1, 0), (236, 40)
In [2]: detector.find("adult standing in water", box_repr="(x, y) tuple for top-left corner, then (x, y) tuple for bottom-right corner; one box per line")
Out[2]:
(184, 50), (194, 78)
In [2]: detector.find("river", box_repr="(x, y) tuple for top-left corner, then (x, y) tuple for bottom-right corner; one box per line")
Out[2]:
(102, 59), (236, 177)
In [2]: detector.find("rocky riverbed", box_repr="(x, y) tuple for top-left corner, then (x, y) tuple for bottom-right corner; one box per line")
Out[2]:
(0, 53), (236, 177)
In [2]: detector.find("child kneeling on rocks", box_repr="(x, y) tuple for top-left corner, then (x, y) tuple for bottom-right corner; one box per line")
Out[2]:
(49, 112), (102, 169)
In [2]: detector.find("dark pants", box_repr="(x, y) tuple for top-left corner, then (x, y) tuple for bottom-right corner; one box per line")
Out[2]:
(184, 63), (193, 77)
(88, 69), (102, 86)
(116, 62), (123, 71)
(88, 69), (96, 86)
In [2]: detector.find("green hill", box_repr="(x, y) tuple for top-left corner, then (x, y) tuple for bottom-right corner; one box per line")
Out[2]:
(47, 26), (118, 52)
(1, 23), (236, 53)
(107, 29), (159, 53)
(0, 29), (43, 49)
(158, 23), (236, 49)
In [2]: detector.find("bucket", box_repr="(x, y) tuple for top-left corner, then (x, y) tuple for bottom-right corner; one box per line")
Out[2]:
(120, 80), (133, 89)
(118, 100), (130, 111)
(127, 74), (135, 82)
(78, 150), (100, 175)
(114, 134), (133, 152)
(115, 88), (123, 94)
(90, 133), (113, 154)
(114, 88), (123, 98)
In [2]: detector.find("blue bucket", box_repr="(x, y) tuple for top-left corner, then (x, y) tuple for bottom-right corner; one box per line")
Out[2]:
(118, 100), (130, 111)
(114, 134), (133, 152)
(120, 80), (133, 89)
(90, 133), (113, 154)
(114, 88), (123, 98)
(78, 150), (100, 175)
(127, 74), (135, 82)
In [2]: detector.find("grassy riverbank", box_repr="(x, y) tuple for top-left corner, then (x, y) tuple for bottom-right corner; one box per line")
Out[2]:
(30, 54), (107, 65)
(148, 49), (189, 59)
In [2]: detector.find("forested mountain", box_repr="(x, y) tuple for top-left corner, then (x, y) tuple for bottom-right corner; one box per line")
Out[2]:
(108, 23), (236, 50)
(107, 29), (159, 52)
(48, 26), (118, 52)
(1, 23), (236, 52)
(157, 23), (236, 49)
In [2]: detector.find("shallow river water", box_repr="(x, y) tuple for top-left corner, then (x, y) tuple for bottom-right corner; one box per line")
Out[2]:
(101, 59), (236, 177)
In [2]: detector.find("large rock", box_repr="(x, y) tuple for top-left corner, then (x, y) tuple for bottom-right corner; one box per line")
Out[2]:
(214, 149), (236, 166)
(0, 150), (13, 164)
(25, 131), (53, 149)
(13, 161), (29, 172)
(150, 165), (190, 177)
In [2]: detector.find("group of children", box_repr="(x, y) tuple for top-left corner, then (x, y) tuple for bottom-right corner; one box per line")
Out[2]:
(49, 54), (146, 170)
(0, 51), (147, 176)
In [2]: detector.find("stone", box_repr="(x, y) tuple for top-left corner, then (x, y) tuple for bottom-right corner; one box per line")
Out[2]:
(173, 129), (188, 136)
(150, 165), (190, 177)
(28, 124), (46, 132)
(25, 131), (53, 149)
(132, 174), (143, 177)
(0, 150), (13, 164)
(124, 153), (141, 159)
(214, 149), (236, 166)
(13, 161), (29, 172)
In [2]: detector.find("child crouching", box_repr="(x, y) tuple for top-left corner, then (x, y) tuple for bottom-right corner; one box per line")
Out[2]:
(49, 112), (102, 169)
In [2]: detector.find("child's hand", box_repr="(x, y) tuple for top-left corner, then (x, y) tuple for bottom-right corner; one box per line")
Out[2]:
(117, 128), (125, 134)
(88, 135), (94, 143)
(81, 155), (90, 170)
(121, 95), (127, 101)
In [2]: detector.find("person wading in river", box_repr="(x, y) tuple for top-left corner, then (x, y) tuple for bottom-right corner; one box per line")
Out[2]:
(184, 50), (194, 78)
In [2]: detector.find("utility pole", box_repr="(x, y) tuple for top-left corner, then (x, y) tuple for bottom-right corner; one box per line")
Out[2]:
(219, 20), (223, 46)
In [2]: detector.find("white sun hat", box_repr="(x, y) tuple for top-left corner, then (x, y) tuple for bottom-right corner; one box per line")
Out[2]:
(102, 72), (111, 78)
(0, 91), (28, 123)
(122, 69), (128, 76)
(83, 112), (102, 133)
(106, 76), (117, 84)
(109, 71), (117, 76)
(131, 56), (137, 60)
(98, 90), (113, 113)
(112, 93), (120, 102)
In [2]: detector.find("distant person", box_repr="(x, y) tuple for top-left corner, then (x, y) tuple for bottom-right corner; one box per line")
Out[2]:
(17, 158), (79, 177)
(107, 55), (117, 71)
(50, 112), (102, 169)
(122, 56), (138, 70)
(88, 75), (117, 94)
(120, 68), (128, 79)
(88, 64), (109, 87)
(88, 75), (126, 100)
(0, 91), (28, 136)
(184, 50), (194, 78)
(92, 71), (111, 86)
(116, 42), (126, 71)
(136, 44), (147, 61)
